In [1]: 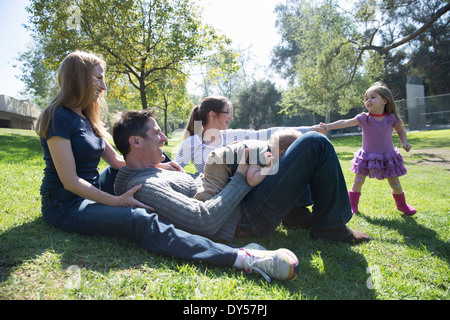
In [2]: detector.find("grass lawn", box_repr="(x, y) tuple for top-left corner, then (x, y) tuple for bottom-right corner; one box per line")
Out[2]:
(0, 128), (448, 300)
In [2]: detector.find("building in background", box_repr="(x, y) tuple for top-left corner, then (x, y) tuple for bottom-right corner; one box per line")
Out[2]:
(0, 95), (40, 130)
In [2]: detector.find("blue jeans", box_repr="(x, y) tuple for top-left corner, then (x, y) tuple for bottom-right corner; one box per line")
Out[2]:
(240, 132), (352, 236)
(40, 170), (237, 267)
(296, 185), (313, 207)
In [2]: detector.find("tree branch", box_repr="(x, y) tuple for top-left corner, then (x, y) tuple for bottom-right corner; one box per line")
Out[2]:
(330, 3), (449, 91)
(335, 48), (364, 91)
(362, 3), (450, 52)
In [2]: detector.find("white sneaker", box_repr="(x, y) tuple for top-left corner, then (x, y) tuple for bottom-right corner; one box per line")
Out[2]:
(241, 248), (299, 282)
(243, 243), (266, 251)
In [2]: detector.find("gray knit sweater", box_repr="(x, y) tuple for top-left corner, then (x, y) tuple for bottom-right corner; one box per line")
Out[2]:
(114, 167), (252, 242)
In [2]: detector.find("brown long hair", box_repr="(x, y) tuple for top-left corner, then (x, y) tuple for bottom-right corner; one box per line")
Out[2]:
(36, 51), (108, 139)
(365, 81), (405, 128)
(183, 95), (231, 139)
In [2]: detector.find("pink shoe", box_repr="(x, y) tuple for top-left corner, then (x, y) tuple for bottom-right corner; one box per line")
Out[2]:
(392, 192), (416, 216)
(348, 191), (361, 214)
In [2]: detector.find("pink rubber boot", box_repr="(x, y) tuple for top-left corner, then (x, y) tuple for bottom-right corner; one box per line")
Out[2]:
(392, 192), (417, 216)
(348, 191), (361, 214)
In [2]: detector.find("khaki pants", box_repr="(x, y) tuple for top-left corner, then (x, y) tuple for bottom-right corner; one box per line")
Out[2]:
(194, 149), (233, 201)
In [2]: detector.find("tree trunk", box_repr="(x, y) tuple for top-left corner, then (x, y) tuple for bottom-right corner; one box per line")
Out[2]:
(140, 81), (148, 109)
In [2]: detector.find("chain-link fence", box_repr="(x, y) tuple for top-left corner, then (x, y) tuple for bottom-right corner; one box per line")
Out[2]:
(396, 93), (450, 131)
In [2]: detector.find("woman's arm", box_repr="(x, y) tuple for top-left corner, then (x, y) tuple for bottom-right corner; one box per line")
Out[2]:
(246, 164), (266, 187)
(47, 136), (153, 210)
(174, 136), (197, 167)
(246, 150), (272, 187)
(102, 139), (126, 170)
(228, 127), (308, 143)
(156, 161), (185, 172)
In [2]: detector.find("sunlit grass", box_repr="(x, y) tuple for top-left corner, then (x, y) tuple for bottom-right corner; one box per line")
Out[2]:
(1, 128), (448, 300)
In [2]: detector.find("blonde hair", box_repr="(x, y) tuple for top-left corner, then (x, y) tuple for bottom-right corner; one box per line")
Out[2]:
(36, 51), (108, 138)
(365, 81), (405, 128)
(269, 129), (302, 156)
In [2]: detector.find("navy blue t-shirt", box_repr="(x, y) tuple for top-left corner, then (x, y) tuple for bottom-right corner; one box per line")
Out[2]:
(40, 106), (105, 193)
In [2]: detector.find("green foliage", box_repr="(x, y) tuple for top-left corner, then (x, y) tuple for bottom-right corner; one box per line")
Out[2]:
(274, 0), (450, 116)
(198, 43), (241, 97)
(275, 0), (377, 118)
(232, 80), (283, 129)
(149, 70), (193, 136)
(1, 128), (449, 300)
(21, 0), (231, 109)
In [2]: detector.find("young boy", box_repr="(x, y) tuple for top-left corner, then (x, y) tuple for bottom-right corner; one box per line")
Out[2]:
(194, 129), (302, 201)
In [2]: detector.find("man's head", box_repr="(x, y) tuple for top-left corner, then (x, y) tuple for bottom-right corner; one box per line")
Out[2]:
(113, 110), (167, 167)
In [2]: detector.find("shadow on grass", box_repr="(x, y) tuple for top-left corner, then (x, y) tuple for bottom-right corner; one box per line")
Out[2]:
(0, 217), (155, 280)
(359, 213), (450, 265)
(406, 132), (450, 150)
(0, 216), (377, 299)
(228, 228), (377, 300)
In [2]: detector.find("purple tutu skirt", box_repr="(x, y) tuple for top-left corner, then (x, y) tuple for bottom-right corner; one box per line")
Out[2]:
(351, 148), (407, 180)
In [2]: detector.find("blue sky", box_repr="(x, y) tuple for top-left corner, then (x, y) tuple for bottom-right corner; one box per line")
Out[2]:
(0, 0), (32, 99)
(0, 0), (284, 99)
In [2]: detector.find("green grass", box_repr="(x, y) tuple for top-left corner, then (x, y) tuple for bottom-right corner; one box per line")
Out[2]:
(0, 128), (449, 300)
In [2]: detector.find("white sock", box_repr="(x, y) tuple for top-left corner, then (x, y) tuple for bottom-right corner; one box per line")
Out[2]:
(233, 249), (248, 270)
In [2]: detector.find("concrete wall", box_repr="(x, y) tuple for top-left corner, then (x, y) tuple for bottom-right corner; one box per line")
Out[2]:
(0, 95), (40, 130)
(406, 76), (426, 131)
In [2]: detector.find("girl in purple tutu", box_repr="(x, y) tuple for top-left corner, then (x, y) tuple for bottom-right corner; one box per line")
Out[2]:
(319, 82), (416, 216)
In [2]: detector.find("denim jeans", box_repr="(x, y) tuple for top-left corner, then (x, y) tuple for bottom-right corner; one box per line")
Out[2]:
(240, 132), (352, 236)
(40, 169), (237, 267)
(296, 185), (313, 207)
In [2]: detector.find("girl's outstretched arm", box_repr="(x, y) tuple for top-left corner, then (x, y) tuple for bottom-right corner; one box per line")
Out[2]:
(320, 117), (359, 132)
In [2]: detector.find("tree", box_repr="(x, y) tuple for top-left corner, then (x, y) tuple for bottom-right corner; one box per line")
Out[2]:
(17, 41), (59, 108)
(232, 80), (282, 130)
(193, 43), (240, 98)
(354, 0), (449, 53)
(325, 0), (449, 91)
(273, 0), (449, 118)
(274, 0), (375, 120)
(149, 70), (192, 137)
(22, 0), (231, 109)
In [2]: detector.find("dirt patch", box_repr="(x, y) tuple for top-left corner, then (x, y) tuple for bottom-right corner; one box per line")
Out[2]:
(408, 148), (450, 169)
